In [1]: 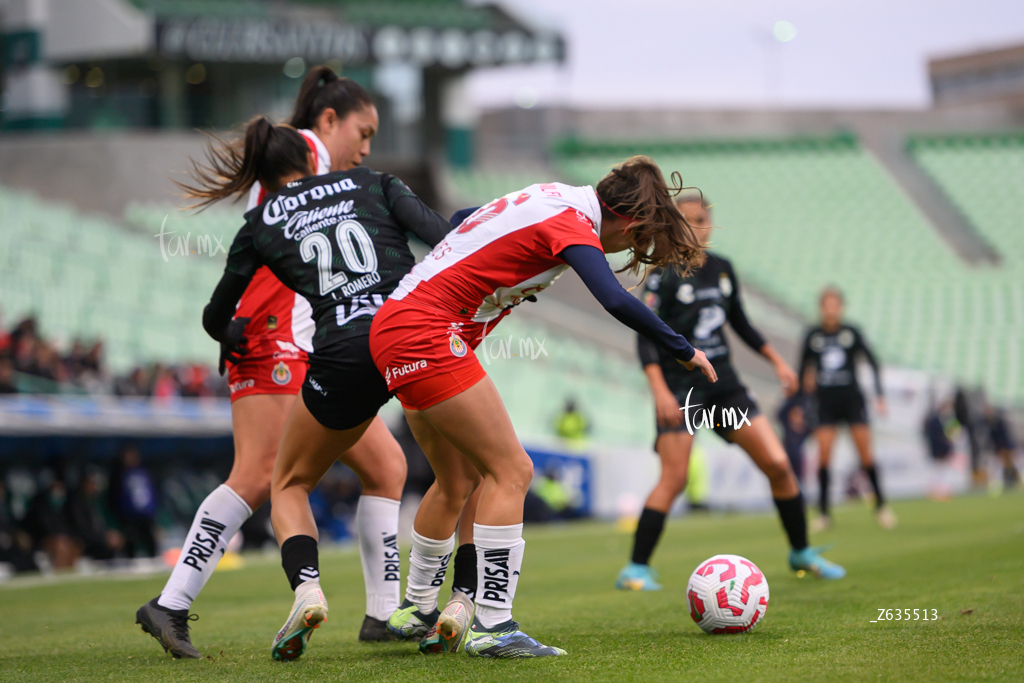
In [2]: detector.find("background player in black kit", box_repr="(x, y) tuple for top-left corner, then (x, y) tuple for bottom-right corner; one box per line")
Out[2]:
(193, 117), (455, 661)
(617, 193), (845, 591)
(800, 288), (897, 531)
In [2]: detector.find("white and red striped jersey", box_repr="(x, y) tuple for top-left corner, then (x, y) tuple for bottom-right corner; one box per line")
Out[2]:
(236, 129), (329, 352)
(391, 182), (604, 327)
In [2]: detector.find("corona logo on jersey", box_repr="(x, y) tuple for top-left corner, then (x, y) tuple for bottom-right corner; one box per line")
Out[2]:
(449, 334), (468, 358)
(271, 361), (292, 386)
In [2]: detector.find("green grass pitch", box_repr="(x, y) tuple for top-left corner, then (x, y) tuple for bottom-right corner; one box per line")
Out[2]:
(2, 495), (1021, 682)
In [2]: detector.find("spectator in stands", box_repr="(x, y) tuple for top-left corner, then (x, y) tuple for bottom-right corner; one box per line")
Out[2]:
(23, 471), (80, 569)
(0, 357), (18, 394)
(108, 444), (158, 558)
(555, 397), (591, 446)
(66, 468), (124, 561)
(986, 404), (1020, 489)
(115, 367), (150, 397)
(0, 478), (38, 573)
(150, 364), (180, 400)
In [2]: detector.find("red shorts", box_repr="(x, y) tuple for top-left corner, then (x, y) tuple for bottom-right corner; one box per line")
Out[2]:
(369, 299), (488, 410)
(226, 338), (308, 402)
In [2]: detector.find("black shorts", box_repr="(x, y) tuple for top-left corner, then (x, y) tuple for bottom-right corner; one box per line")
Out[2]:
(657, 381), (760, 442)
(816, 387), (868, 426)
(302, 335), (393, 431)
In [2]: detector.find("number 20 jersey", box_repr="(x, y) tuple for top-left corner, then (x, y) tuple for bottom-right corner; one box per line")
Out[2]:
(225, 167), (450, 356)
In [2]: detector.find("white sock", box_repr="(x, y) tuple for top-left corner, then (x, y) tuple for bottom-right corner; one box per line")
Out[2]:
(474, 523), (525, 629)
(405, 530), (455, 615)
(158, 484), (251, 611)
(356, 495), (402, 620)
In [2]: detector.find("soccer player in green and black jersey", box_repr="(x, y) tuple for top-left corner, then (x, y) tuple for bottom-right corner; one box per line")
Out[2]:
(800, 288), (897, 531)
(617, 194), (846, 591)
(184, 117), (467, 661)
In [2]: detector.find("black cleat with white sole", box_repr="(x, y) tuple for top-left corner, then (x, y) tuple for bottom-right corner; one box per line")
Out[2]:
(136, 597), (201, 659)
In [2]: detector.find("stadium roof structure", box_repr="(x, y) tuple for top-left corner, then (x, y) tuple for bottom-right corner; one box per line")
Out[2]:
(53, 0), (564, 71)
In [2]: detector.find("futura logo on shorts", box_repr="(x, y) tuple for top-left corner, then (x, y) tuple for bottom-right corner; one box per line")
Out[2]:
(385, 359), (427, 385)
(680, 388), (752, 435)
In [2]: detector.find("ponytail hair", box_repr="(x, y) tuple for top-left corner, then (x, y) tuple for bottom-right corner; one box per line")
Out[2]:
(290, 65), (374, 130)
(177, 116), (312, 208)
(595, 155), (706, 276)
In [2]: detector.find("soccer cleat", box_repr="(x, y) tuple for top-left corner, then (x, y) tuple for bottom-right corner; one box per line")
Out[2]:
(419, 591), (474, 654)
(386, 599), (439, 640)
(789, 546), (846, 580)
(136, 597), (201, 659)
(809, 515), (833, 534)
(464, 617), (566, 658)
(615, 562), (662, 591)
(270, 584), (328, 661)
(876, 506), (898, 529)
(358, 615), (395, 642)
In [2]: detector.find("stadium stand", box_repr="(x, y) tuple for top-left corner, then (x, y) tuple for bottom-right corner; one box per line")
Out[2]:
(1, 186), (655, 445)
(551, 134), (1024, 405)
(0, 187), (223, 372)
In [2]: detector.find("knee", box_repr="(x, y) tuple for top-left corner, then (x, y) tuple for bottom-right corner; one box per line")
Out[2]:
(226, 465), (274, 510)
(659, 463), (689, 494)
(762, 459), (793, 487)
(435, 474), (477, 508)
(363, 449), (407, 498)
(230, 480), (271, 510)
(494, 452), (533, 493)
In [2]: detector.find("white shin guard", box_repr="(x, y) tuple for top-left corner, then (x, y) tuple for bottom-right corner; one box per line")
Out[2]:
(158, 484), (252, 611)
(356, 495), (402, 621)
(405, 530), (455, 615)
(474, 523), (525, 629)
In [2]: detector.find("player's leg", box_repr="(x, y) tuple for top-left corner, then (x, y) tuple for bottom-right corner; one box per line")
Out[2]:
(269, 393), (373, 661)
(813, 425), (837, 530)
(850, 423), (896, 528)
(618, 430), (693, 591)
(730, 416), (844, 580)
(137, 392), (291, 659)
(392, 408), (480, 652)
(334, 416), (407, 641)
(451, 487), (480, 599)
(412, 375), (564, 658)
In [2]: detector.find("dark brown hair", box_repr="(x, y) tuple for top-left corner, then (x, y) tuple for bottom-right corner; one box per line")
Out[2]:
(177, 117), (311, 208)
(596, 155), (706, 276)
(290, 65), (374, 130)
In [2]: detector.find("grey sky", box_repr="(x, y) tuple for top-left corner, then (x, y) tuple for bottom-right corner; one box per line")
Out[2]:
(466, 0), (1024, 110)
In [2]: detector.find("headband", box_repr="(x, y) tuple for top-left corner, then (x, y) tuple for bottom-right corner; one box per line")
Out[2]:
(599, 196), (634, 224)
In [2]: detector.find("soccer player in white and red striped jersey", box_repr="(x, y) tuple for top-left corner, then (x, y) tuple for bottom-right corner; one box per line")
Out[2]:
(137, 66), (409, 658)
(366, 157), (717, 657)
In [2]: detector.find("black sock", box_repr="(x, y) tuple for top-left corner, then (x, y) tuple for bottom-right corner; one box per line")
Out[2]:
(773, 494), (808, 551)
(818, 467), (831, 517)
(863, 466), (885, 508)
(451, 543), (477, 600)
(631, 508), (667, 566)
(281, 534), (319, 591)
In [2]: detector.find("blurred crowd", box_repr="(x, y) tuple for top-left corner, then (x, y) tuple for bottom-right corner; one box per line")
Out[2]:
(0, 314), (226, 398)
(0, 445), (160, 573)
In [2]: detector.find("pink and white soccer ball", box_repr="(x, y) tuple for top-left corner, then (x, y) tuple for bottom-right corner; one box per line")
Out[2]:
(686, 554), (769, 634)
